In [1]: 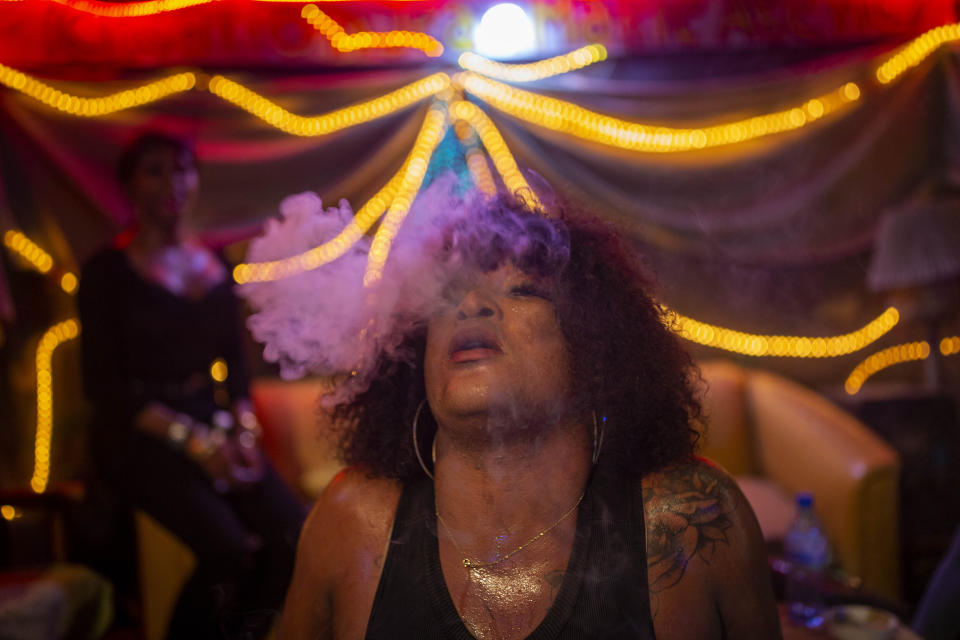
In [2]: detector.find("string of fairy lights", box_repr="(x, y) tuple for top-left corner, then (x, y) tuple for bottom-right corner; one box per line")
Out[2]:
(669, 307), (901, 359)
(31, 319), (80, 493)
(3, 232), (81, 493)
(449, 100), (540, 206)
(452, 105), (497, 196)
(844, 336), (960, 395)
(4, 13), (960, 491)
(456, 70), (861, 153)
(301, 4), (443, 57)
(364, 106), (449, 285)
(0, 66), (197, 117)
(207, 72), (450, 136)
(458, 45), (607, 82)
(876, 23), (960, 84)
(4, 230), (78, 294)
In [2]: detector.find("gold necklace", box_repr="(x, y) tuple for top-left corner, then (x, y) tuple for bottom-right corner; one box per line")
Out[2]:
(436, 489), (586, 571)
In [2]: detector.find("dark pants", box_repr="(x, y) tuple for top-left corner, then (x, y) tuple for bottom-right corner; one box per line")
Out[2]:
(95, 433), (306, 639)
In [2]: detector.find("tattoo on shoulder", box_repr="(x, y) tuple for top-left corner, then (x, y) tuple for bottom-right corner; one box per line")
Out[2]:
(543, 570), (565, 599)
(643, 463), (737, 598)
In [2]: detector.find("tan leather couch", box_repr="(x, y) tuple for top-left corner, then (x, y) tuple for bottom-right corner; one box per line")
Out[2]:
(697, 360), (901, 599)
(250, 376), (342, 500)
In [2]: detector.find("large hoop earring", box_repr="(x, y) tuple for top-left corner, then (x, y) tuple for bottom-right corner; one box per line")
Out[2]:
(412, 400), (434, 480)
(592, 412), (605, 465)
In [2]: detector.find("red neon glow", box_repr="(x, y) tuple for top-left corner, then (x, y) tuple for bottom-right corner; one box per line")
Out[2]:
(0, 0), (426, 18)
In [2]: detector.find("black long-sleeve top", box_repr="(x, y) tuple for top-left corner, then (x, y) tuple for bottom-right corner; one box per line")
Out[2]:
(77, 247), (250, 439)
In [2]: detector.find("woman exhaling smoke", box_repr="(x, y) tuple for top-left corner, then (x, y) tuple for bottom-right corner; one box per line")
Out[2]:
(240, 175), (781, 639)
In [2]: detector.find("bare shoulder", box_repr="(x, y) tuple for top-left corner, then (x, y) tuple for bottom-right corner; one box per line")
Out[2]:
(642, 458), (746, 599)
(642, 458), (781, 639)
(317, 465), (404, 531)
(278, 466), (402, 640)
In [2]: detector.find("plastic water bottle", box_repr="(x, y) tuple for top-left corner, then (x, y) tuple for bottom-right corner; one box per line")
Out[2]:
(784, 492), (830, 629)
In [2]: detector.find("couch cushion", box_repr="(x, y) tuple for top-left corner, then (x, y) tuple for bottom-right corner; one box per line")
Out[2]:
(696, 360), (757, 476)
(745, 369), (900, 597)
(735, 475), (795, 543)
(250, 377), (342, 499)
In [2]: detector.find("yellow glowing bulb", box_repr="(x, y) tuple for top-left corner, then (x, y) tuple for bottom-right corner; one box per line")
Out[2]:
(940, 336), (960, 356)
(0, 505), (16, 521)
(60, 272), (78, 294)
(210, 358), (228, 383)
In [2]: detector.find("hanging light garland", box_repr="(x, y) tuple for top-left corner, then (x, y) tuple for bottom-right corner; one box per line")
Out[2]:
(0, 64), (449, 129)
(844, 340), (930, 394)
(844, 335), (960, 394)
(4, 230), (54, 273)
(876, 23), (960, 84)
(669, 306), (900, 358)
(4, 230), (78, 294)
(0, 64), (196, 116)
(3, 18), (959, 137)
(450, 100), (540, 207)
(3, 229), (81, 492)
(456, 71), (861, 153)
(234, 140), (417, 284)
(302, 4), (443, 57)
(364, 104), (449, 286)
(31, 318), (80, 493)
(458, 45), (607, 82)
(451, 113), (497, 196)
(208, 72), (450, 136)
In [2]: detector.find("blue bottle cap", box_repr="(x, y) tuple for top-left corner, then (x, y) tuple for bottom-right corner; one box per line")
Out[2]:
(796, 492), (814, 508)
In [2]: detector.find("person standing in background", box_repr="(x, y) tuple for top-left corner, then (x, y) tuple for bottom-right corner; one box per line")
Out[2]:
(78, 131), (305, 639)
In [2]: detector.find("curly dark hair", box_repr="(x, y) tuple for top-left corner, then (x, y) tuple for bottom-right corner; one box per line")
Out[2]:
(333, 194), (701, 482)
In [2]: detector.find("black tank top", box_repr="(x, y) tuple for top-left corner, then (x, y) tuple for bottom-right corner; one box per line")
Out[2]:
(365, 466), (657, 639)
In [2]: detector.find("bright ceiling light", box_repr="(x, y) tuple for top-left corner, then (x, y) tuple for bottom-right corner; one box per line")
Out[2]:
(474, 3), (536, 60)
